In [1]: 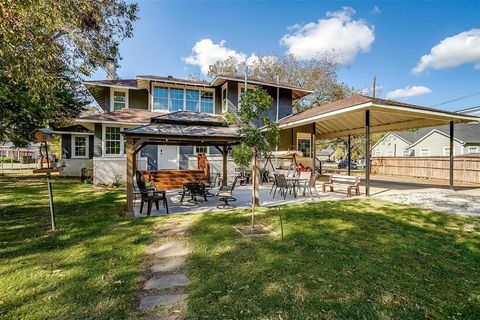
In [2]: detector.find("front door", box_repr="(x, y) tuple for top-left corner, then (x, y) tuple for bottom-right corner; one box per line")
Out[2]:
(157, 145), (178, 169)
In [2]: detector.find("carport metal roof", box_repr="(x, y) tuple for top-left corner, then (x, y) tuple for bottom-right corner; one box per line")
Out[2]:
(278, 95), (479, 138)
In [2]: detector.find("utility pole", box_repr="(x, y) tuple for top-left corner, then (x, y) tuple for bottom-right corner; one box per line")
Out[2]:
(372, 76), (376, 98)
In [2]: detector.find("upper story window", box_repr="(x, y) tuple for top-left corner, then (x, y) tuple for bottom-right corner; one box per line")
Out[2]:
(72, 135), (88, 158)
(111, 89), (128, 111)
(221, 83), (228, 113)
(237, 83), (255, 108)
(152, 85), (214, 113)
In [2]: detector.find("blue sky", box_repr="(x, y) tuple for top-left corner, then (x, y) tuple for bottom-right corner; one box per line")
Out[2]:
(89, 0), (480, 111)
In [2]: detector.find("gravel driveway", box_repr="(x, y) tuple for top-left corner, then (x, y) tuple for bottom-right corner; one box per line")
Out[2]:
(377, 191), (480, 217)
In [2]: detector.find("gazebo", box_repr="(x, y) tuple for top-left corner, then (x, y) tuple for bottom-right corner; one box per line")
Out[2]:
(123, 112), (242, 215)
(276, 95), (480, 195)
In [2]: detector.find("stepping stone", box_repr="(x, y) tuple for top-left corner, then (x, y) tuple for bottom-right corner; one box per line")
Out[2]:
(151, 258), (186, 273)
(150, 241), (190, 258)
(139, 294), (187, 311)
(144, 274), (190, 290)
(157, 226), (189, 236)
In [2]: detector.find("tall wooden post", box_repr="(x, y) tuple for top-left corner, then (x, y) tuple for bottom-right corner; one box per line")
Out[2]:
(347, 134), (351, 176)
(126, 138), (135, 216)
(312, 123), (316, 172)
(365, 110), (371, 196)
(449, 121), (454, 190)
(222, 145), (228, 186)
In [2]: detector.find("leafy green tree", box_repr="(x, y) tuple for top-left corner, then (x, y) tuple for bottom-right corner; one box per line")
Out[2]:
(0, 0), (138, 145)
(208, 53), (355, 112)
(230, 86), (279, 228)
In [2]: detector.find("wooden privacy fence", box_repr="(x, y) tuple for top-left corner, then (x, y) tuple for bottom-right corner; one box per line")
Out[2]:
(371, 156), (480, 184)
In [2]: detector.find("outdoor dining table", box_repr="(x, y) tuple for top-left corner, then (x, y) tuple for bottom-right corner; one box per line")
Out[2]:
(285, 176), (309, 197)
(180, 182), (207, 203)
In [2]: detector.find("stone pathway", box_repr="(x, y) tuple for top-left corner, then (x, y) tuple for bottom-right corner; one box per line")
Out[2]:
(137, 219), (192, 319)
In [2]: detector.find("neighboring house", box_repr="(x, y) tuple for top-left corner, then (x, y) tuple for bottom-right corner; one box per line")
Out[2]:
(317, 147), (336, 162)
(458, 105), (480, 117)
(372, 123), (480, 157)
(0, 140), (40, 161)
(55, 70), (312, 184)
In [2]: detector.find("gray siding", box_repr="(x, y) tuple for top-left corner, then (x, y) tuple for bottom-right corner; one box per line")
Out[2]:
(94, 123), (103, 157)
(62, 134), (71, 159)
(88, 136), (94, 158)
(179, 146), (194, 169)
(129, 89), (148, 110)
(409, 132), (464, 156)
(372, 133), (411, 157)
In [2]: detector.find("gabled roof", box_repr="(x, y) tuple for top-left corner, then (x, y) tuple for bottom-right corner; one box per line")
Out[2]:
(77, 109), (165, 125)
(317, 147), (335, 156)
(83, 79), (137, 89)
(36, 125), (93, 135)
(405, 123), (480, 149)
(137, 75), (209, 86)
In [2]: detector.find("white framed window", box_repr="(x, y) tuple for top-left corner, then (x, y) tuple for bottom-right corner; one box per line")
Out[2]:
(194, 146), (209, 154)
(420, 148), (430, 156)
(297, 132), (311, 158)
(237, 83), (255, 108)
(374, 150), (381, 156)
(403, 150), (412, 156)
(467, 146), (479, 154)
(72, 135), (88, 158)
(443, 147), (451, 156)
(103, 126), (124, 156)
(387, 150), (394, 156)
(152, 85), (215, 113)
(110, 88), (128, 111)
(222, 83), (228, 113)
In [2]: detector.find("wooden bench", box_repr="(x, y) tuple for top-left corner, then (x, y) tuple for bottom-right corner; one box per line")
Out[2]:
(322, 174), (360, 197)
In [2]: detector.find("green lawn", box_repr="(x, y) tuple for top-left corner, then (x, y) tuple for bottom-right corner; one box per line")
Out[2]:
(187, 200), (480, 319)
(0, 175), (156, 319)
(2, 176), (479, 319)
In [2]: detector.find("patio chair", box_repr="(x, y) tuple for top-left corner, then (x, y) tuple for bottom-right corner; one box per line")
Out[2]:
(205, 173), (220, 197)
(270, 173), (278, 194)
(305, 173), (319, 197)
(216, 176), (239, 209)
(297, 171), (312, 196)
(135, 171), (169, 216)
(272, 174), (294, 200)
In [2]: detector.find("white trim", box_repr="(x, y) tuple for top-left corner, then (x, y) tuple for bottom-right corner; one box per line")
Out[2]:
(237, 83), (255, 109)
(406, 129), (464, 149)
(110, 88), (129, 111)
(55, 131), (93, 135)
(150, 83), (215, 113)
(374, 150), (381, 156)
(210, 75), (314, 94)
(194, 146), (210, 155)
(467, 146), (479, 154)
(442, 147), (450, 156)
(83, 82), (137, 90)
(372, 132), (411, 150)
(77, 119), (149, 125)
(137, 77), (211, 88)
(71, 134), (89, 159)
(221, 83), (228, 113)
(420, 148), (430, 156)
(102, 124), (125, 157)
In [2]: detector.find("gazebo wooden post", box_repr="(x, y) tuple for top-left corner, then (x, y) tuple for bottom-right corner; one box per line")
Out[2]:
(365, 110), (371, 196)
(222, 145), (228, 186)
(312, 123), (316, 172)
(126, 138), (135, 216)
(449, 121), (454, 190)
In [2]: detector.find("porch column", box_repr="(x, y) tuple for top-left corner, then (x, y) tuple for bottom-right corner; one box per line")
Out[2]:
(222, 145), (228, 186)
(449, 121), (454, 189)
(347, 134), (352, 176)
(365, 110), (371, 196)
(312, 123), (316, 172)
(126, 138), (136, 216)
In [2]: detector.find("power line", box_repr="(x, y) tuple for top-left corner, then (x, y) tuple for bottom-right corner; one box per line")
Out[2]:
(431, 91), (480, 107)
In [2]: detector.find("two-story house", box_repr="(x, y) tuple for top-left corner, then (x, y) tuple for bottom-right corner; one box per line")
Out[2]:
(56, 72), (312, 184)
(372, 123), (480, 157)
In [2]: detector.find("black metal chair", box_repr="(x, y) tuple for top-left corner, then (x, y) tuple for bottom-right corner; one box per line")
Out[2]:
(135, 171), (169, 215)
(205, 173), (219, 197)
(216, 176), (239, 209)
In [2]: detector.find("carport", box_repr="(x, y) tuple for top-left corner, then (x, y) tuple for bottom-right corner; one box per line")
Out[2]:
(276, 95), (480, 195)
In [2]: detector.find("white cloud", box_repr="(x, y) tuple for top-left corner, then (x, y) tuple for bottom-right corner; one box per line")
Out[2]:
(183, 39), (247, 75)
(412, 29), (480, 74)
(386, 86), (432, 100)
(280, 7), (375, 62)
(372, 6), (381, 14)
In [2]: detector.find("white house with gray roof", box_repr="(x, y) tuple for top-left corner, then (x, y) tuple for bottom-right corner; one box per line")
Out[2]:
(372, 123), (480, 157)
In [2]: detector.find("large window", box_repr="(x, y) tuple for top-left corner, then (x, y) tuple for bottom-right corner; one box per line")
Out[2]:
(111, 89), (128, 111)
(186, 90), (199, 112)
(152, 86), (214, 113)
(195, 146), (209, 154)
(152, 87), (169, 110)
(105, 127), (122, 155)
(72, 135), (88, 158)
(200, 91), (214, 113)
